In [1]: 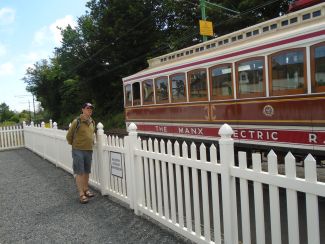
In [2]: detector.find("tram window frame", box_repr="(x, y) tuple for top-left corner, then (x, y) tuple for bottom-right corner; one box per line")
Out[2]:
(188, 69), (208, 102)
(154, 76), (169, 104)
(268, 48), (306, 96)
(142, 79), (154, 105)
(209, 64), (234, 100)
(124, 84), (132, 107)
(170, 73), (187, 103)
(311, 42), (325, 93)
(235, 57), (266, 99)
(132, 82), (141, 106)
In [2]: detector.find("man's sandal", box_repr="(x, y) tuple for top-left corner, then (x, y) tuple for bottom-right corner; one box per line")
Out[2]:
(79, 195), (89, 204)
(85, 190), (95, 198)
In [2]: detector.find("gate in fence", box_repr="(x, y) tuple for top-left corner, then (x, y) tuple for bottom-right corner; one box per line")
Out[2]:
(21, 121), (325, 244)
(0, 124), (24, 150)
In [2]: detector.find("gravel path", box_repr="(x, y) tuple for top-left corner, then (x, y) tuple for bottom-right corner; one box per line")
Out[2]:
(0, 148), (190, 244)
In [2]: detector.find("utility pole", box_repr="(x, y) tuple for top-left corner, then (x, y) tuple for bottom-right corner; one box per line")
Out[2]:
(199, 0), (240, 42)
(32, 95), (35, 120)
(28, 100), (31, 122)
(200, 0), (208, 42)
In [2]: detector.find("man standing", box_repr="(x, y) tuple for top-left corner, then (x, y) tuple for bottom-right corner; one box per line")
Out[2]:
(66, 103), (96, 204)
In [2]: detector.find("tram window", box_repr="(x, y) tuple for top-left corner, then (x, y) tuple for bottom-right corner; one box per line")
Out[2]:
(132, 82), (141, 106)
(263, 26), (269, 32)
(218, 41), (223, 46)
(188, 69), (208, 101)
(246, 32), (252, 37)
(223, 39), (229, 44)
(238, 35), (243, 40)
(142, 79), (154, 104)
(253, 30), (259, 35)
(210, 64), (233, 99)
(313, 10), (321, 17)
(303, 13), (311, 20)
(211, 43), (216, 48)
(232, 36), (237, 42)
(236, 58), (265, 98)
(311, 42), (325, 92)
(155, 77), (169, 103)
(270, 24), (277, 30)
(290, 17), (297, 24)
(269, 48), (306, 95)
(170, 73), (186, 102)
(124, 84), (132, 107)
(282, 20), (288, 26)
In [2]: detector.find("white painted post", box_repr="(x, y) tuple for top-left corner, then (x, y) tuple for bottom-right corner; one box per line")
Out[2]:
(49, 119), (53, 128)
(124, 123), (138, 212)
(41, 121), (45, 128)
(96, 122), (108, 195)
(53, 122), (58, 129)
(53, 122), (59, 167)
(218, 123), (238, 244)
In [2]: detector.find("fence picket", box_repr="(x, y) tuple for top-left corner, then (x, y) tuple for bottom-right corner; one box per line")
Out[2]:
(285, 152), (300, 244)
(143, 140), (151, 209)
(160, 139), (169, 220)
(136, 137), (145, 207)
(191, 142), (201, 237)
(200, 143), (210, 241)
(268, 150), (282, 244)
(252, 153), (265, 244)
(305, 154), (320, 244)
(210, 144), (221, 244)
(174, 141), (184, 227)
(239, 151), (251, 244)
(154, 139), (163, 217)
(167, 140), (176, 224)
(182, 142), (192, 232)
(148, 139), (157, 213)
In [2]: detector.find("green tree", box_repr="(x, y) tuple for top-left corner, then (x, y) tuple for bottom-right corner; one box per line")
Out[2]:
(23, 0), (291, 128)
(0, 103), (15, 122)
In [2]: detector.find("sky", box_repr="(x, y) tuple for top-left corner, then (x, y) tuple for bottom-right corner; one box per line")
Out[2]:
(0, 0), (88, 112)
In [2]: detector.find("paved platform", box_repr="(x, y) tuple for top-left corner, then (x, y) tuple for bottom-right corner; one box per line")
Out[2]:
(0, 149), (190, 244)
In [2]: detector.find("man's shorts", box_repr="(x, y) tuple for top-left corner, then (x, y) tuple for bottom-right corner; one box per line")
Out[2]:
(72, 149), (93, 174)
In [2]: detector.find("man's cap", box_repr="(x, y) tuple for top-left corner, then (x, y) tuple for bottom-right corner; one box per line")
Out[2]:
(82, 103), (94, 109)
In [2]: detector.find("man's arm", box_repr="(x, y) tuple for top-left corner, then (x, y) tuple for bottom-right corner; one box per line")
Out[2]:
(66, 119), (77, 145)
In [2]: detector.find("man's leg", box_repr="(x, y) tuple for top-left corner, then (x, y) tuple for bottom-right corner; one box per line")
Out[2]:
(76, 174), (85, 196)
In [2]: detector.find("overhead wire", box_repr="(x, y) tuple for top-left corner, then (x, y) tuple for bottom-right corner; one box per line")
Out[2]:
(59, 0), (288, 81)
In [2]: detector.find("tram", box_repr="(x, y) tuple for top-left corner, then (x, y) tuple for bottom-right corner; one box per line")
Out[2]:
(122, 2), (325, 160)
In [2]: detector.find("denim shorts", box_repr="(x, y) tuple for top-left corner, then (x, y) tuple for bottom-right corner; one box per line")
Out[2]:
(72, 149), (93, 174)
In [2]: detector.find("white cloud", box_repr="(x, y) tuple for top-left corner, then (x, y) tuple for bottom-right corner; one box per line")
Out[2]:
(0, 62), (14, 76)
(33, 27), (48, 46)
(0, 43), (7, 57)
(33, 15), (77, 46)
(0, 7), (15, 25)
(50, 15), (76, 45)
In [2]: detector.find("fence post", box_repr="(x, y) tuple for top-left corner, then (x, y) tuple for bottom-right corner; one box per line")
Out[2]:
(218, 123), (238, 244)
(124, 123), (139, 213)
(52, 122), (59, 167)
(96, 122), (108, 195)
(49, 119), (53, 128)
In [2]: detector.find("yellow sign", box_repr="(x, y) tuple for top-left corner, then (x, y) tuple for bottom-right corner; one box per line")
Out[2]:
(199, 20), (213, 36)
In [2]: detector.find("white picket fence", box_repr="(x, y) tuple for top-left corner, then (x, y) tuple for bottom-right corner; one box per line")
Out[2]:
(7, 121), (325, 244)
(0, 125), (24, 150)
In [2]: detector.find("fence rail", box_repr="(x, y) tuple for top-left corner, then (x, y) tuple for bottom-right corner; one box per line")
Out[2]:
(16, 121), (325, 243)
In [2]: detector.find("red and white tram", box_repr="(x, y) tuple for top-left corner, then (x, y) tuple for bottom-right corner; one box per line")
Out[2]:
(122, 2), (325, 160)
